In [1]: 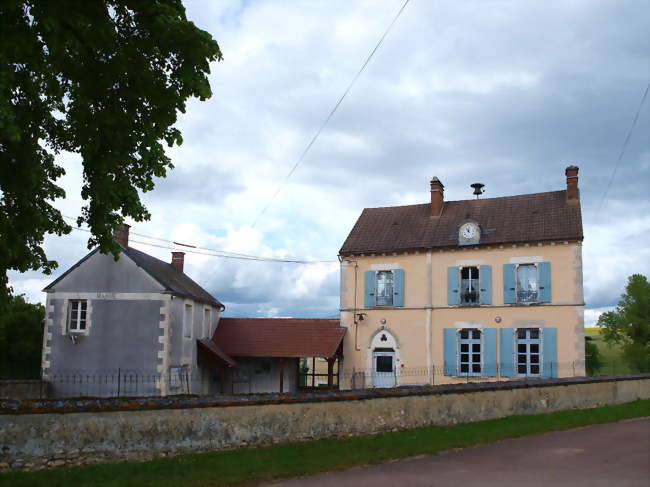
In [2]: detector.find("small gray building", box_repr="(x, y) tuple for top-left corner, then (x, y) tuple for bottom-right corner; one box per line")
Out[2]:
(41, 224), (224, 397)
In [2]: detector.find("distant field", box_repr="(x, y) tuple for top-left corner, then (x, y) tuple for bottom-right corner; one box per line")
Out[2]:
(584, 327), (631, 375)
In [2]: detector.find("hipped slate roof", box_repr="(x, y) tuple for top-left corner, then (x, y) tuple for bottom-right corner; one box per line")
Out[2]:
(124, 247), (222, 307)
(340, 190), (583, 255)
(212, 318), (346, 358)
(44, 246), (223, 308)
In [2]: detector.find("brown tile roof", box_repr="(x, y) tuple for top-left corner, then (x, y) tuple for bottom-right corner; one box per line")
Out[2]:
(212, 318), (346, 358)
(197, 338), (237, 367)
(340, 190), (583, 255)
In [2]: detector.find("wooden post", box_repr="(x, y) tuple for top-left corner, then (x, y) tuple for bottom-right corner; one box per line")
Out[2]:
(312, 357), (316, 387)
(327, 358), (335, 389)
(279, 358), (285, 393)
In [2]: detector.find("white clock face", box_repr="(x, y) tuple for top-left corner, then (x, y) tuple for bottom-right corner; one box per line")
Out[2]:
(461, 224), (478, 239)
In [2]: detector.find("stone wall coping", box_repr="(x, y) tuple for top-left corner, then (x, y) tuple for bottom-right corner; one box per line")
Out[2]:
(2, 374), (649, 415)
(0, 380), (45, 384)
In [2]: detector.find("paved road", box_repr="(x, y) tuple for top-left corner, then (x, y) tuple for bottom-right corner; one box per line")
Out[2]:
(264, 418), (650, 487)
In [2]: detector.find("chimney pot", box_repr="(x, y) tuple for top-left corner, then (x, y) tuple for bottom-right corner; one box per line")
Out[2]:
(113, 224), (130, 248)
(565, 165), (579, 202)
(171, 252), (185, 273)
(430, 177), (445, 217)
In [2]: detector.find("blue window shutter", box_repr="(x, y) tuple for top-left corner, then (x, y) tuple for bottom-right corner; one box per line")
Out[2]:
(543, 327), (558, 378)
(503, 264), (516, 304)
(447, 267), (460, 305)
(500, 328), (515, 377)
(479, 265), (492, 305)
(443, 328), (458, 376)
(364, 271), (376, 308)
(393, 269), (404, 307)
(538, 262), (552, 303)
(483, 328), (497, 376)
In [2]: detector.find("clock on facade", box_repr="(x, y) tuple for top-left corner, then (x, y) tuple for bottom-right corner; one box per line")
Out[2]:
(459, 222), (480, 243)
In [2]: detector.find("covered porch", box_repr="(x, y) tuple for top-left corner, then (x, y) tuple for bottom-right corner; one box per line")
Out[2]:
(198, 318), (345, 394)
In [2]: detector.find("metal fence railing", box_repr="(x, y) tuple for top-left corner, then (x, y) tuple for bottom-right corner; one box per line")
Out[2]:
(1, 360), (648, 400)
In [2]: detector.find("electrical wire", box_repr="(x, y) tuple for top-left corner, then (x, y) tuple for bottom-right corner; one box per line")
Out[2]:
(251, 0), (411, 227)
(61, 216), (337, 265)
(598, 80), (650, 212)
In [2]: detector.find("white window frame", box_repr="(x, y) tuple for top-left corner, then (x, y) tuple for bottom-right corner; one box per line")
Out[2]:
(457, 328), (483, 377)
(515, 263), (539, 303)
(202, 307), (211, 339)
(459, 266), (480, 305)
(375, 270), (394, 307)
(67, 299), (88, 334)
(183, 302), (193, 339)
(514, 328), (543, 377)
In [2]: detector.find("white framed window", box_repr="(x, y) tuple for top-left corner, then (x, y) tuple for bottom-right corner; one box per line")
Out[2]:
(375, 270), (394, 306)
(183, 303), (193, 339)
(203, 307), (211, 339)
(67, 300), (88, 333)
(515, 328), (541, 376)
(458, 328), (482, 376)
(516, 264), (538, 303)
(460, 266), (480, 305)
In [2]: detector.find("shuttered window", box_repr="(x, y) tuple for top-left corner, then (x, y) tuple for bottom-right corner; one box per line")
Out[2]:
(504, 262), (552, 304)
(364, 270), (405, 308)
(448, 266), (492, 306)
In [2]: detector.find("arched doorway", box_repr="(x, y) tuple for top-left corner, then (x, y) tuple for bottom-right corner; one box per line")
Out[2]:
(369, 329), (398, 388)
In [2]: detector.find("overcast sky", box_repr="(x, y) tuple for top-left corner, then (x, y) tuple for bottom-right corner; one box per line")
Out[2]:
(9, 0), (650, 325)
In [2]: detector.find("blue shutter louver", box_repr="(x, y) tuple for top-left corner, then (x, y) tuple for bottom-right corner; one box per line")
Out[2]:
(483, 328), (497, 377)
(443, 328), (458, 376)
(538, 262), (552, 303)
(392, 269), (404, 307)
(543, 327), (558, 378)
(479, 265), (492, 305)
(364, 271), (376, 308)
(503, 264), (516, 304)
(447, 267), (460, 305)
(500, 328), (515, 377)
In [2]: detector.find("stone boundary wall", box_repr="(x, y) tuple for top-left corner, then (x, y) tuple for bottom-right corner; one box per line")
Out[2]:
(1, 375), (649, 471)
(0, 381), (48, 401)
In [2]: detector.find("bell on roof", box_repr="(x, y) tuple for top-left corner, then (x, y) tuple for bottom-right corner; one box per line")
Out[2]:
(471, 183), (485, 199)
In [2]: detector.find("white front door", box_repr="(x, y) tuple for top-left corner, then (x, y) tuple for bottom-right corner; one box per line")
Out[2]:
(372, 349), (396, 388)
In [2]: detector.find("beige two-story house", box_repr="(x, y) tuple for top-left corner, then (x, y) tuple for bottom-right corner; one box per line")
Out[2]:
(338, 166), (584, 388)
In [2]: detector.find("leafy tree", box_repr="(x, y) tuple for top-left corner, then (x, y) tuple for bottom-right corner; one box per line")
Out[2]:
(598, 274), (650, 373)
(0, 294), (45, 379)
(0, 1), (222, 304)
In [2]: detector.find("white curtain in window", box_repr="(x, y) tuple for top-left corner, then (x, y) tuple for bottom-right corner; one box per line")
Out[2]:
(376, 271), (394, 306)
(517, 264), (538, 301)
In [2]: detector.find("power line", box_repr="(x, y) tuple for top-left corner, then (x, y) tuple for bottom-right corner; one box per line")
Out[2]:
(251, 0), (411, 227)
(598, 80), (650, 211)
(61, 216), (337, 265)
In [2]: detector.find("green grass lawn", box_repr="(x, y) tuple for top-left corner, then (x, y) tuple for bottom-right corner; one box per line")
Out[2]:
(584, 327), (632, 374)
(2, 399), (649, 487)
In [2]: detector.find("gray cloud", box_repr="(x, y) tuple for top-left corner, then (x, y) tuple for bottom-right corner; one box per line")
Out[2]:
(10, 0), (649, 323)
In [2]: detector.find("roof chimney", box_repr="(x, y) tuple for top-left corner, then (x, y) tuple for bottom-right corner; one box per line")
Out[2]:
(565, 165), (579, 202)
(113, 224), (130, 248)
(430, 177), (444, 217)
(171, 252), (185, 273)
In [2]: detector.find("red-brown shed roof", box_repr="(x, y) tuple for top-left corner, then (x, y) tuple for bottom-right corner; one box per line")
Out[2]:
(212, 318), (345, 358)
